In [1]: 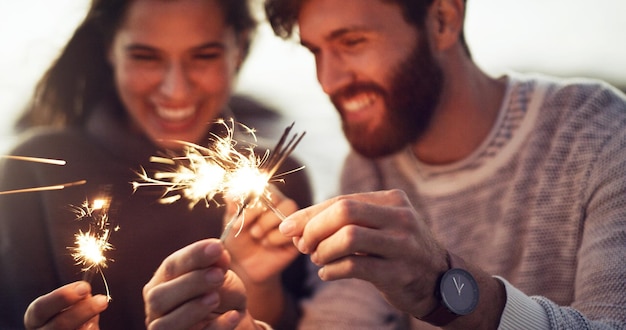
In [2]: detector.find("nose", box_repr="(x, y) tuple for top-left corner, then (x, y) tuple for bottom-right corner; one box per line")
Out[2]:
(316, 50), (353, 95)
(160, 62), (191, 101)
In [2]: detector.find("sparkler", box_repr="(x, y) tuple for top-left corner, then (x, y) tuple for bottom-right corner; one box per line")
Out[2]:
(0, 155), (86, 194)
(68, 196), (117, 301)
(0, 180), (86, 195)
(132, 119), (305, 240)
(1, 155), (66, 166)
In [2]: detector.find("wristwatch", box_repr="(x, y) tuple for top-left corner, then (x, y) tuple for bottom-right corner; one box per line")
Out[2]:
(419, 251), (479, 326)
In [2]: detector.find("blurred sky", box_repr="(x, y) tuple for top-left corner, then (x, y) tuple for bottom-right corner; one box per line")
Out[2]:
(1, 0), (625, 201)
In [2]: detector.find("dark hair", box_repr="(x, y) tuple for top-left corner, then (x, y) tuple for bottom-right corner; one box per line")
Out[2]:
(265, 0), (470, 55)
(16, 0), (256, 132)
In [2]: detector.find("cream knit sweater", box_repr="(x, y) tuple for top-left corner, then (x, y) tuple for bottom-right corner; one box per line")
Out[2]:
(299, 73), (626, 329)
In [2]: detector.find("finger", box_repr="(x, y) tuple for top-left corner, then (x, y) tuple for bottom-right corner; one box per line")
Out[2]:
(250, 197), (297, 239)
(205, 310), (244, 330)
(77, 314), (100, 330)
(145, 267), (225, 319)
(279, 191), (383, 237)
(261, 226), (295, 246)
(214, 270), (247, 314)
(149, 239), (228, 285)
(146, 292), (221, 330)
(286, 197), (367, 254)
(317, 253), (387, 282)
(44, 295), (109, 330)
(290, 191), (414, 254)
(312, 220), (411, 266)
(24, 281), (93, 329)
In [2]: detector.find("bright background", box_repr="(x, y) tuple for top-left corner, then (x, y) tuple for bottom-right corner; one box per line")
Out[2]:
(2, 0), (625, 202)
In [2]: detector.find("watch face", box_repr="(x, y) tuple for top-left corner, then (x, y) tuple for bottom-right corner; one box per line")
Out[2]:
(440, 268), (479, 315)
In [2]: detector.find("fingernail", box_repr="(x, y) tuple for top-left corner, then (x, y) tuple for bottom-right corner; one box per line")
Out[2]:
(250, 225), (262, 239)
(226, 310), (243, 325)
(318, 267), (327, 281)
(204, 242), (222, 257)
(93, 295), (109, 307)
(75, 282), (89, 297)
(202, 292), (219, 306)
(206, 268), (224, 284)
(297, 239), (309, 254)
(279, 220), (295, 235)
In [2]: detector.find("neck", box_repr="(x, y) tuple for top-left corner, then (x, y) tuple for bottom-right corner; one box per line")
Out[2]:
(411, 57), (506, 165)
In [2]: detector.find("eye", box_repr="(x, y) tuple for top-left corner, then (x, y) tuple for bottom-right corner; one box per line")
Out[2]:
(340, 36), (366, 49)
(191, 47), (224, 61)
(128, 51), (159, 62)
(193, 51), (221, 61)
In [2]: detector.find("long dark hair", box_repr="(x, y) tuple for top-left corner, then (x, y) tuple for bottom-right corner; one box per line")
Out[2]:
(16, 0), (256, 132)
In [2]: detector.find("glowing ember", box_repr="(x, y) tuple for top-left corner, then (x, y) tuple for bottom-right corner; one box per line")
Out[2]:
(68, 197), (117, 301)
(132, 119), (305, 239)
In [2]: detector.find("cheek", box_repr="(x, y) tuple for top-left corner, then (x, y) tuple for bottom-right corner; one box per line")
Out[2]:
(114, 62), (162, 98)
(193, 65), (235, 96)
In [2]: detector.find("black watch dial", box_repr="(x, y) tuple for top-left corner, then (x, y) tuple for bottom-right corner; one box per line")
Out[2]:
(439, 268), (479, 315)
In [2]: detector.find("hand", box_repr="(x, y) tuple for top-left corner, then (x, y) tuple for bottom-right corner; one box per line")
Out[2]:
(223, 185), (300, 285)
(143, 239), (254, 330)
(24, 281), (109, 330)
(278, 189), (448, 318)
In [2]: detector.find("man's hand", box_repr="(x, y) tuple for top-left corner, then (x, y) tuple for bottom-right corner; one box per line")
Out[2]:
(278, 189), (449, 318)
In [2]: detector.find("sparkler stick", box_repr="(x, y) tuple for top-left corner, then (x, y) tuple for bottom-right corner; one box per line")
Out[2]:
(0, 180), (86, 195)
(0, 156), (86, 195)
(69, 196), (117, 301)
(132, 119), (305, 240)
(1, 155), (66, 166)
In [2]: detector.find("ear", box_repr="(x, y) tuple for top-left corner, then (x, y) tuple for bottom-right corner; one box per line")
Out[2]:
(429, 0), (465, 51)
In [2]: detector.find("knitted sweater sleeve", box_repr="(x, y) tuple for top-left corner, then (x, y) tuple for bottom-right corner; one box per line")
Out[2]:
(500, 82), (626, 329)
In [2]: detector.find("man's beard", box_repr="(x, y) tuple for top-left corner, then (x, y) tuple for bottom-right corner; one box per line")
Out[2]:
(331, 36), (444, 158)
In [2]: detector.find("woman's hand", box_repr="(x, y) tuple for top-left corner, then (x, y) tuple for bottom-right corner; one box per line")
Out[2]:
(24, 281), (108, 330)
(222, 185), (300, 286)
(143, 239), (256, 330)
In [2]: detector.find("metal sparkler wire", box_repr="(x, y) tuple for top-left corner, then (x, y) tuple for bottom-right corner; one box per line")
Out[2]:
(0, 155), (66, 166)
(0, 156), (86, 195)
(0, 180), (86, 195)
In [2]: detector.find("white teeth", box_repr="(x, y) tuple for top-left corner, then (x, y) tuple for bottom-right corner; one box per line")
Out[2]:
(343, 93), (377, 112)
(156, 106), (195, 121)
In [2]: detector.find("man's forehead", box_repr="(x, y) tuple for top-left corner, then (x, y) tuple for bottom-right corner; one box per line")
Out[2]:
(298, 0), (406, 41)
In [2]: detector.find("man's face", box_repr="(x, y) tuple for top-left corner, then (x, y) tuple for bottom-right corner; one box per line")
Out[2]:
(299, 0), (443, 158)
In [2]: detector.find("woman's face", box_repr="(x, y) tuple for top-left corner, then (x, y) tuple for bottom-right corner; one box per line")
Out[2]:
(109, 0), (243, 148)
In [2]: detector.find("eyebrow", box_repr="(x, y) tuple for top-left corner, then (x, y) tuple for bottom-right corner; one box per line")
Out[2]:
(301, 26), (372, 49)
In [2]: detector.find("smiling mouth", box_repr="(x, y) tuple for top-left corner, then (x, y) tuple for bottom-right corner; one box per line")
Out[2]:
(156, 106), (196, 121)
(342, 92), (378, 112)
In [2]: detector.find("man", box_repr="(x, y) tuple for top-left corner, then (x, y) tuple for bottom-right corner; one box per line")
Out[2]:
(266, 0), (626, 328)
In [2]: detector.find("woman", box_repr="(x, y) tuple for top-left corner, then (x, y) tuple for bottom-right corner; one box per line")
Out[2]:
(0, 0), (312, 329)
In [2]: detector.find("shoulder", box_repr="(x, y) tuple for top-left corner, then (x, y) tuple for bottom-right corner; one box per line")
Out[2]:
(516, 73), (626, 116)
(7, 127), (87, 157)
(512, 73), (626, 146)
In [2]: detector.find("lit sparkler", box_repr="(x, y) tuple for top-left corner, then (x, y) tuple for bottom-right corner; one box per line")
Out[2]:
(0, 155), (86, 194)
(132, 119), (305, 240)
(69, 196), (117, 301)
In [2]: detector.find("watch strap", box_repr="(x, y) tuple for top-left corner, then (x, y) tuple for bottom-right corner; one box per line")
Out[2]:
(419, 251), (467, 327)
